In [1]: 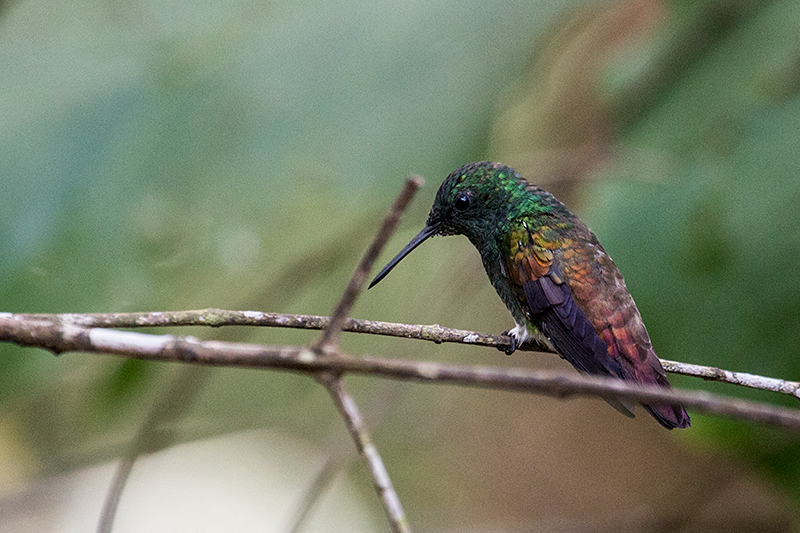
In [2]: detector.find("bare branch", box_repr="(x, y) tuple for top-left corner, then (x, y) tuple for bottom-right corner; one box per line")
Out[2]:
(96, 368), (206, 533)
(659, 359), (800, 399)
(314, 175), (423, 353)
(285, 455), (345, 533)
(319, 376), (410, 533)
(14, 310), (800, 401)
(15, 310), (519, 350)
(2, 316), (800, 432)
(96, 455), (134, 533)
(303, 177), (422, 532)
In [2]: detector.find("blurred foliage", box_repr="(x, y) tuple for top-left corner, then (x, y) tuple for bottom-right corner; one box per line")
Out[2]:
(1, 0), (800, 529)
(592, 0), (800, 505)
(0, 0), (561, 461)
(592, 0), (800, 504)
(491, 0), (800, 518)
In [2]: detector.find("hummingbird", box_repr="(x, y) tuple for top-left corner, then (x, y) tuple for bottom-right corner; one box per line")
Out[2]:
(369, 161), (690, 429)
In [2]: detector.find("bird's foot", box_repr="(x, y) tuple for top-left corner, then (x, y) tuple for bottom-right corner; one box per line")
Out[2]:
(502, 333), (516, 355)
(501, 322), (529, 356)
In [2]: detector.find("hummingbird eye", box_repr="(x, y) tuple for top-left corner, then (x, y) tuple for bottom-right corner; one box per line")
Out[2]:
(453, 193), (471, 212)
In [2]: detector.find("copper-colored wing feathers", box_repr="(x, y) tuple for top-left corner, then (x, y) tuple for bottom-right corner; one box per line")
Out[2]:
(557, 230), (689, 428)
(505, 219), (690, 429)
(505, 221), (625, 380)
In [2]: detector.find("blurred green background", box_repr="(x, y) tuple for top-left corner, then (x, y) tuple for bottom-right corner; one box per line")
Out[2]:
(2, 0), (800, 530)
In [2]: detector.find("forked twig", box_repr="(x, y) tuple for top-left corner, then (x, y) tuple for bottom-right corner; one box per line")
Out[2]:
(307, 176), (422, 533)
(314, 175), (424, 353)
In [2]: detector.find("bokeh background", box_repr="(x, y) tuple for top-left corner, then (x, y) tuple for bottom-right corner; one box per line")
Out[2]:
(2, 0), (800, 531)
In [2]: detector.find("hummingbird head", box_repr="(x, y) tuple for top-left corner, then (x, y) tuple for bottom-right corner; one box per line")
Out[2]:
(369, 162), (523, 288)
(426, 161), (522, 239)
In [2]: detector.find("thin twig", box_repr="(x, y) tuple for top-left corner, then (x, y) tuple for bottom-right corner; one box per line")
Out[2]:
(31, 310), (522, 350)
(96, 367), (207, 533)
(13, 310), (800, 401)
(659, 359), (800, 398)
(320, 376), (410, 533)
(285, 380), (398, 533)
(96, 455), (135, 533)
(308, 176), (421, 533)
(314, 175), (423, 353)
(285, 455), (344, 533)
(3, 318), (800, 432)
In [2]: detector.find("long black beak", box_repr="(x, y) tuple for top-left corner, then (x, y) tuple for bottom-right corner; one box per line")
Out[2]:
(368, 223), (440, 289)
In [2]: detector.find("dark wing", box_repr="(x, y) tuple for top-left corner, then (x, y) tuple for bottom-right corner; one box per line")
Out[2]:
(523, 264), (624, 379)
(505, 220), (633, 417)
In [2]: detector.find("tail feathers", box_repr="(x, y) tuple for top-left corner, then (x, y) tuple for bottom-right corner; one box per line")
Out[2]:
(630, 365), (691, 429)
(642, 374), (691, 429)
(645, 403), (691, 430)
(598, 381), (690, 429)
